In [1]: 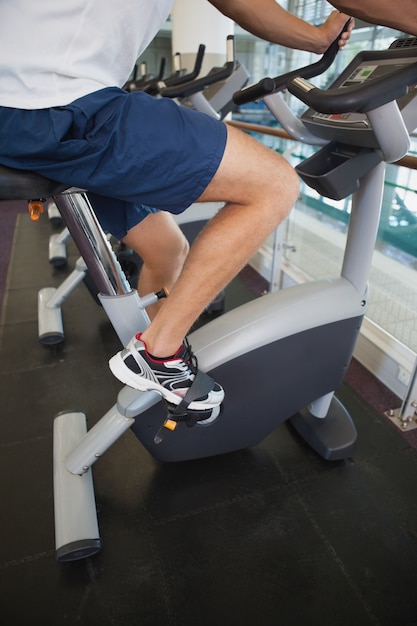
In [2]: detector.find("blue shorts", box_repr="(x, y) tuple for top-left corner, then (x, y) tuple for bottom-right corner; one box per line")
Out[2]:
(0, 87), (227, 239)
(87, 193), (159, 240)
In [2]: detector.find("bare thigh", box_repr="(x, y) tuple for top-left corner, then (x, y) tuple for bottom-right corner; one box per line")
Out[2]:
(197, 124), (299, 216)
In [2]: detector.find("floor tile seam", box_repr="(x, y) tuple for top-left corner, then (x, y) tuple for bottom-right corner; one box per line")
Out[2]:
(2, 216), (25, 292)
(0, 549), (54, 571)
(276, 467), (351, 489)
(89, 513), (176, 623)
(283, 451), (417, 520)
(264, 441), (414, 492)
(0, 348), (113, 371)
(352, 448), (417, 487)
(148, 483), (286, 526)
(294, 490), (382, 626)
(82, 557), (132, 623)
(265, 463), (377, 494)
(275, 448), (417, 489)
(0, 360), (71, 375)
(0, 291), (12, 326)
(261, 450), (381, 622)
(354, 443), (416, 462)
(0, 317), (39, 328)
(0, 433), (51, 450)
(145, 527), (177, 626)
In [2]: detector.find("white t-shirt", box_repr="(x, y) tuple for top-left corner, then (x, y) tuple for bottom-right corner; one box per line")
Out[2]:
(0, 0), (174, 109)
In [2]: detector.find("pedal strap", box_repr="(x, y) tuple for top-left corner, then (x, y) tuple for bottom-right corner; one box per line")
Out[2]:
(154, 370), (218, 443)
(170, 369), (216, 416)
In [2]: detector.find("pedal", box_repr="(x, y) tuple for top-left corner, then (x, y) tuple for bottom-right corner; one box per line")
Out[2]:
(153, 402), (221, 444)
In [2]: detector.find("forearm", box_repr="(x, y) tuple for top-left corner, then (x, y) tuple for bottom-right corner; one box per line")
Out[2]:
(209, 0), (349, 53)
(329, 0), (417, 35)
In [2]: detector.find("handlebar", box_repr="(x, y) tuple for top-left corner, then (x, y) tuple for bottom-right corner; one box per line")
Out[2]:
(233, 18), (351, 106)
(287, 60), (417, 113)
(126, 45), (206, 95)
(124, 57), (166, 92)
(160, 44), (206, 88)
(133, 62), (146, 81)
(232, 77), (276, 104)
(160, 35), (236, 99)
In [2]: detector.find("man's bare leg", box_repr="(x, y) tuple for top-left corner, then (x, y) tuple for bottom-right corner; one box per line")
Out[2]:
(109, 126), (299, 408)
(122, 211), (189, 319)
(140, 125), (300, 357)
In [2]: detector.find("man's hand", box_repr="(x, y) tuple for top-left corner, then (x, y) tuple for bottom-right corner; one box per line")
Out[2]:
(317, 11), (354, 53)
(209, 0), (354, 55)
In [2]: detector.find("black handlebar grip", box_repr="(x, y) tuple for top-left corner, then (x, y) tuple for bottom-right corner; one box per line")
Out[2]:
(164, 44), (206, 87)
(233, 18), (351, 105)
(272, 18), (351, 92)
(232, 77), (276, 105)
(157, 57), (166, 81)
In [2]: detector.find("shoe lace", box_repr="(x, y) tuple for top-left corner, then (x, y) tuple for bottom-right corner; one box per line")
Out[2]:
(182, 337), (198, 376)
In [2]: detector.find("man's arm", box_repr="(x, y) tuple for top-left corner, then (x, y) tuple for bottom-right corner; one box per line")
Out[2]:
(329, 1), (417, 36)
(208, 0), (353, 54)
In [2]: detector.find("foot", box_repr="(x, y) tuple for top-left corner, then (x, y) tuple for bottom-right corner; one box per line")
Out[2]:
(109, 333), (224, 410)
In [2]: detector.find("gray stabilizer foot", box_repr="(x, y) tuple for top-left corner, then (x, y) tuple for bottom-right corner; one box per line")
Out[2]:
(289, 396), (357, 461)
(53, 411), (101, 561)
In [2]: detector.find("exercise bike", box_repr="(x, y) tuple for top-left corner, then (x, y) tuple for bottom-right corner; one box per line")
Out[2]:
(1, 36), (416, 562)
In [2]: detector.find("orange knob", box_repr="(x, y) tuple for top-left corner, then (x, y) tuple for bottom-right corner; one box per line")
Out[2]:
(28, 200), (44, 221)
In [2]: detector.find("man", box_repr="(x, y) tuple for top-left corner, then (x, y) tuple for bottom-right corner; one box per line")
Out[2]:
(0, 1), (352, 412)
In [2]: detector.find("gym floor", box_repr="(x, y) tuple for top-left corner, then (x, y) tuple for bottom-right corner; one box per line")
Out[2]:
(1, 204), (417, 626)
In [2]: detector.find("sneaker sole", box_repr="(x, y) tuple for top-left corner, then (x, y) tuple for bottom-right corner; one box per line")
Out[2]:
(109, 352), (224, 411)
(197, 404), (221, 425)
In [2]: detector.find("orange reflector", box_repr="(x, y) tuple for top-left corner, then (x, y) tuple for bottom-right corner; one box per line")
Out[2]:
(164, 419), (177, 431)
(28, 201), (44, 221)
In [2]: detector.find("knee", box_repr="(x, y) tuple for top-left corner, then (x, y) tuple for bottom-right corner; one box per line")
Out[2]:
(123, 213), (189, 275)
(255, 151), (300, 223)
(227, 127), (300, 220)
(168, 230), (189, 269)
(274, 156), (300, 217)
(266, 147), (299, 195)
(149, 227), (189, 274)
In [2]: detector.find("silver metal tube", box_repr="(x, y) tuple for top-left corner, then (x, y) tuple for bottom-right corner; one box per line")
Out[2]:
(341, 162), (386, 295)
(53, 192), (131, 296)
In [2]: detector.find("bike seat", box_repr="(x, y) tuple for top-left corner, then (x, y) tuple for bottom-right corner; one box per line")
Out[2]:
(0, 164), (68, 201)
